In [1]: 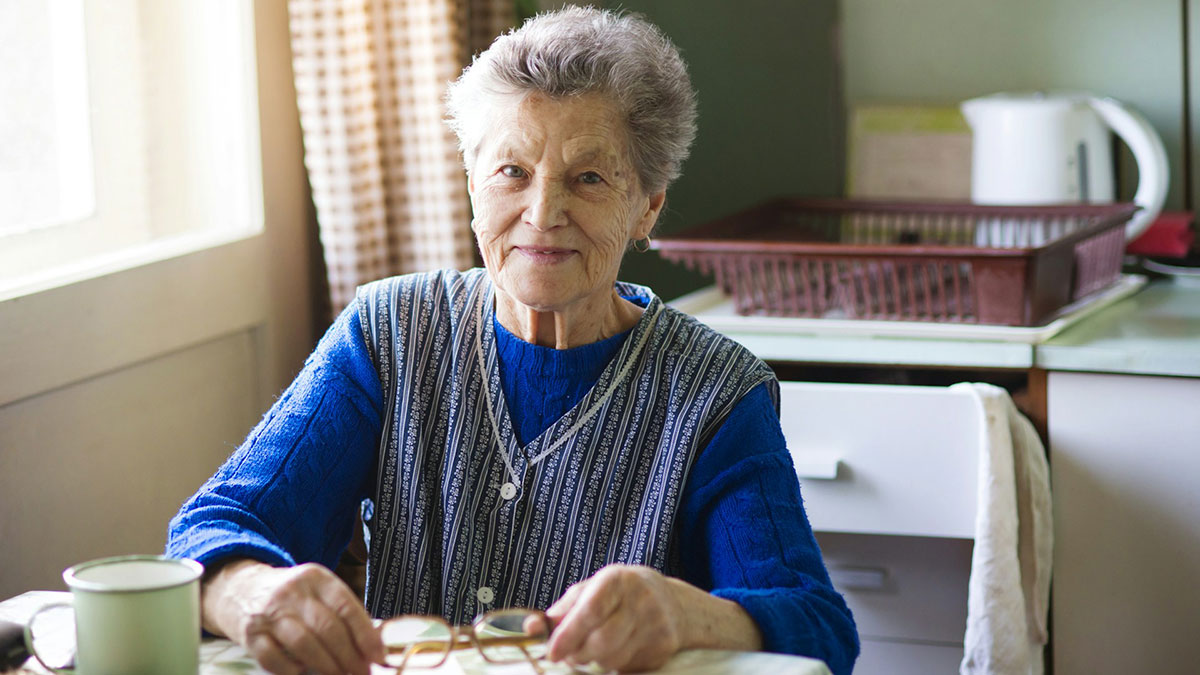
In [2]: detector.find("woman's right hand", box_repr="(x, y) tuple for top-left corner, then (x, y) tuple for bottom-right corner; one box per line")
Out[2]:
(202, 558), (385, 675)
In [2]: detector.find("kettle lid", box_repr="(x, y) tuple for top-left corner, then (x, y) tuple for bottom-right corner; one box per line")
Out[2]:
(962, 91), (1090, 114)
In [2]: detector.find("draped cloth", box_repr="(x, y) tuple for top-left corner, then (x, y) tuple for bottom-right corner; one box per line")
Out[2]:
(954, 383), (1053, 675)
(355, 269), (776, 621)
(288, 0), (514, 312)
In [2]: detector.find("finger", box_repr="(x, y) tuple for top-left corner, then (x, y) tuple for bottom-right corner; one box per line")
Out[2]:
(301, 596), (373, 675)
(522, 612), (552, 638)
(547, 579), (623, 661)
(272, 613), (344, 675)
(315, 578), (386, 664)
(545, 580), (587, 625)
(245, 631), (305, 675)
(571, 604), (638, 669)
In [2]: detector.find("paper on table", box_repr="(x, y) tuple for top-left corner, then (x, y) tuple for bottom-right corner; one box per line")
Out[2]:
(415, 649), (829, 675)
(206, 644), (830, 675)
(0, 591), (73, 674)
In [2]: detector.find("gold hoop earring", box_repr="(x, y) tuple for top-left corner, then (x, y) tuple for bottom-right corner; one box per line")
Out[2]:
(632, 236), (653, 253)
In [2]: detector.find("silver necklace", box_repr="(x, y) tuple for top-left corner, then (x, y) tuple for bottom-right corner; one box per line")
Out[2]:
(473, 288), (663, 488)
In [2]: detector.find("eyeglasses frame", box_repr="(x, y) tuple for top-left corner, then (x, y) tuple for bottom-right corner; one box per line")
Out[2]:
(380, 608), (550, 674)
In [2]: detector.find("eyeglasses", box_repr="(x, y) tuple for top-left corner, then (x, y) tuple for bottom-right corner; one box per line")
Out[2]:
(380, 608), (551, 673)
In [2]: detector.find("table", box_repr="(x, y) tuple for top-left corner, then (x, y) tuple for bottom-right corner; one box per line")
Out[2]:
(2, 592), (830, 675)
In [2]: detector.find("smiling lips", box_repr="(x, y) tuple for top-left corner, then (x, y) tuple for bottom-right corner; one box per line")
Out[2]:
(516, 246), (576, 263)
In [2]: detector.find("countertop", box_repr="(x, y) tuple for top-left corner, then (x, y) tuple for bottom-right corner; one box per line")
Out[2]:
(1038, 279), (1200, 377)
(673, 279), (1200, 378)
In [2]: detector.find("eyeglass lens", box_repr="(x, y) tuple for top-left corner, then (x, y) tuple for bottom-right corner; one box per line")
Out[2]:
(381, 616), (453, 669)
(475, 609), (549, 664)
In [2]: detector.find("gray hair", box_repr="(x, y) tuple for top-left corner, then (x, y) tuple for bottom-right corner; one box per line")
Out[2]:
(445, 6), (697, 193)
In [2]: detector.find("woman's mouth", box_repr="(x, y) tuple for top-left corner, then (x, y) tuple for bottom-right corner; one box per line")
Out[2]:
(516, 246), (575, 263)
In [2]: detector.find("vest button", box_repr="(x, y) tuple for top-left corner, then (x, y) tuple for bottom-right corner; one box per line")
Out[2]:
(499, 482), (517, 500)
(477, 586), (495, 604)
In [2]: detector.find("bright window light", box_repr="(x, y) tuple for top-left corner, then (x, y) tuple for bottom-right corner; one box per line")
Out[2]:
(0, 0), (263, 296)
(0, 0), (94, 235)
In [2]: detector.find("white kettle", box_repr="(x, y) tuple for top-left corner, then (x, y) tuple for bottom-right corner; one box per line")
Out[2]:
(961, 92), (1168, 240)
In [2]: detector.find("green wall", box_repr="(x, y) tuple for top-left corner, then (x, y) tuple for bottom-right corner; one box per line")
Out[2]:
(607, 0), (842, 300)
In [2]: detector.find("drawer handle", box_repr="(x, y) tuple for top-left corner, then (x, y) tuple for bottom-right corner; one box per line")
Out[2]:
(829, 566), (887, 591)
(794, 454), (842, 480)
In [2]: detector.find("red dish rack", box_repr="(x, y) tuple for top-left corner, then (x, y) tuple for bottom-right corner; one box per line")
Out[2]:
(651, 198), (1137, 326)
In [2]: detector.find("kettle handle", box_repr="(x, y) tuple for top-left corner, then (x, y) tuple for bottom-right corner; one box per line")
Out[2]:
(1089, 97), (1169, 240)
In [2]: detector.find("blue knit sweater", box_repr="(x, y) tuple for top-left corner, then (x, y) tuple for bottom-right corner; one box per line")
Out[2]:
(168, 302), (859, 675)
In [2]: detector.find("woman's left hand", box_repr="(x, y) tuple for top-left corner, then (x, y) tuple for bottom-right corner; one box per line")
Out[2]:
(543, 563), (763, 672)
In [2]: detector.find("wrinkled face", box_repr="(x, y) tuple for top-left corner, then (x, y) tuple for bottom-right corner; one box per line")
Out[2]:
(468, 92), (664, 314)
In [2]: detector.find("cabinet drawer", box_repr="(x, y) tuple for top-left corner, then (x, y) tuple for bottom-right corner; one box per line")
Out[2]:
(816, 532), (971, 644)
(778, 382), (981, 538)
(855, 639), (964, 675)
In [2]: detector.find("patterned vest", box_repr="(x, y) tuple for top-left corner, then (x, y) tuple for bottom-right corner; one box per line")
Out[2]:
(355, 269), (775, 622)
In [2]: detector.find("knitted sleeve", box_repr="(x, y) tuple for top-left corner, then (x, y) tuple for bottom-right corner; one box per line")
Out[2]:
(678, 382), (860, 675)
(165, 303), (384, 572)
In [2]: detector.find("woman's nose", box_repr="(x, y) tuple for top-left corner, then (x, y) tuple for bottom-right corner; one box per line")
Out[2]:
(525, 179), (568, 230)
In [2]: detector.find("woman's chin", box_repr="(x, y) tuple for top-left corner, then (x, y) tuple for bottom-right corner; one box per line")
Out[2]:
(508, 292), (573, 314)
(503, 283), (594, 314)
(497, 273), (587, 312)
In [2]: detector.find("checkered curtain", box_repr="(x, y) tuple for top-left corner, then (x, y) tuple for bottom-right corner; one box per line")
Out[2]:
(289, 0), (515, 313)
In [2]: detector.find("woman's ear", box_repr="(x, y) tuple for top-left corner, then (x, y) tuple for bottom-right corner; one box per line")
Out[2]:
(466, 175), (478, 222)
(636, 190), (667, 239)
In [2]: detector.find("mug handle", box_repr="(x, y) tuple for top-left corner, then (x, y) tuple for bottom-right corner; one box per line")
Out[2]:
(22, 601), (76, 674)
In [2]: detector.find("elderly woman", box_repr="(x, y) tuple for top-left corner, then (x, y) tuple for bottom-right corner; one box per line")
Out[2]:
(168, 7), (857, 675)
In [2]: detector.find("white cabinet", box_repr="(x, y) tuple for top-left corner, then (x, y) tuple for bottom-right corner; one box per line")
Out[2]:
(779, 382), (980, 538)
(1048, 371), (1200, 674)
(818, 532), (972, 646)
(778, 382), (981, 673)
(685, 280), (1200, 673)
(852, 639), (966, 675)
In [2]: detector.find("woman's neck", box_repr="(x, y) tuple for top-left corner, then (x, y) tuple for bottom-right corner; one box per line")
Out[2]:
(494, 288), (643, 349)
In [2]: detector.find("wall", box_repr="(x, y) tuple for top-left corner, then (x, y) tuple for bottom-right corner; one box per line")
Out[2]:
(841, 0), (1187, 211)
(0, 1), (313, 599)
(605, 0), (843, 300)
(593, 0), (1193, 298)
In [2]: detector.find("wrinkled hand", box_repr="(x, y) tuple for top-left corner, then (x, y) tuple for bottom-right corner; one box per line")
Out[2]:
(202, 559), (385, 675)
(542, 564), (690, 672)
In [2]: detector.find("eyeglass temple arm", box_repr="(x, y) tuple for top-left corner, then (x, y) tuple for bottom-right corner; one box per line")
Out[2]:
(517, 643), (545, 675)
(385, 635), (479, 655)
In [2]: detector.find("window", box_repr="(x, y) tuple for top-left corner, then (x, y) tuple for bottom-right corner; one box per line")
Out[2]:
(0, 0), (262, 298)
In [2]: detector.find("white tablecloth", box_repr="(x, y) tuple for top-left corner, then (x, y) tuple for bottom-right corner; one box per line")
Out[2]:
(2, 591), (830, 675)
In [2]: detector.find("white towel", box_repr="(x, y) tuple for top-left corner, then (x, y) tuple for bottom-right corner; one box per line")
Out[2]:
(952, 383), (1053, 675)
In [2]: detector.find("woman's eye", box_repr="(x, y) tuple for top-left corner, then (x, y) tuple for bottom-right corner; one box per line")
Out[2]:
(579, 171), (603, 185)
(500, 165), (526, 178)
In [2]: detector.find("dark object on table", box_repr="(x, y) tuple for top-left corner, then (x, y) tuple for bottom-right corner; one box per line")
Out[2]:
(652, 198), (1137, 326)
(0, 619), (29, 670)
(1142, 252), (1200, 282)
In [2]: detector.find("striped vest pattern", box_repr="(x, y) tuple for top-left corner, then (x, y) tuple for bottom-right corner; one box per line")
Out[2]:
(355, 268), (775, 622)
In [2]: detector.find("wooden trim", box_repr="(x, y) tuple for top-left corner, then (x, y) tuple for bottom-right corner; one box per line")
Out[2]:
(1023, 367), (1050, 444)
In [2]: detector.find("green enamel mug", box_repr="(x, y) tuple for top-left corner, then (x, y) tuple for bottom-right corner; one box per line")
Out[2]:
(24, 555), (204, 675)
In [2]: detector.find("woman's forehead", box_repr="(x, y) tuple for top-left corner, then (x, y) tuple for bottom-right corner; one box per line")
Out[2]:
(483, 92), (631, 163)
